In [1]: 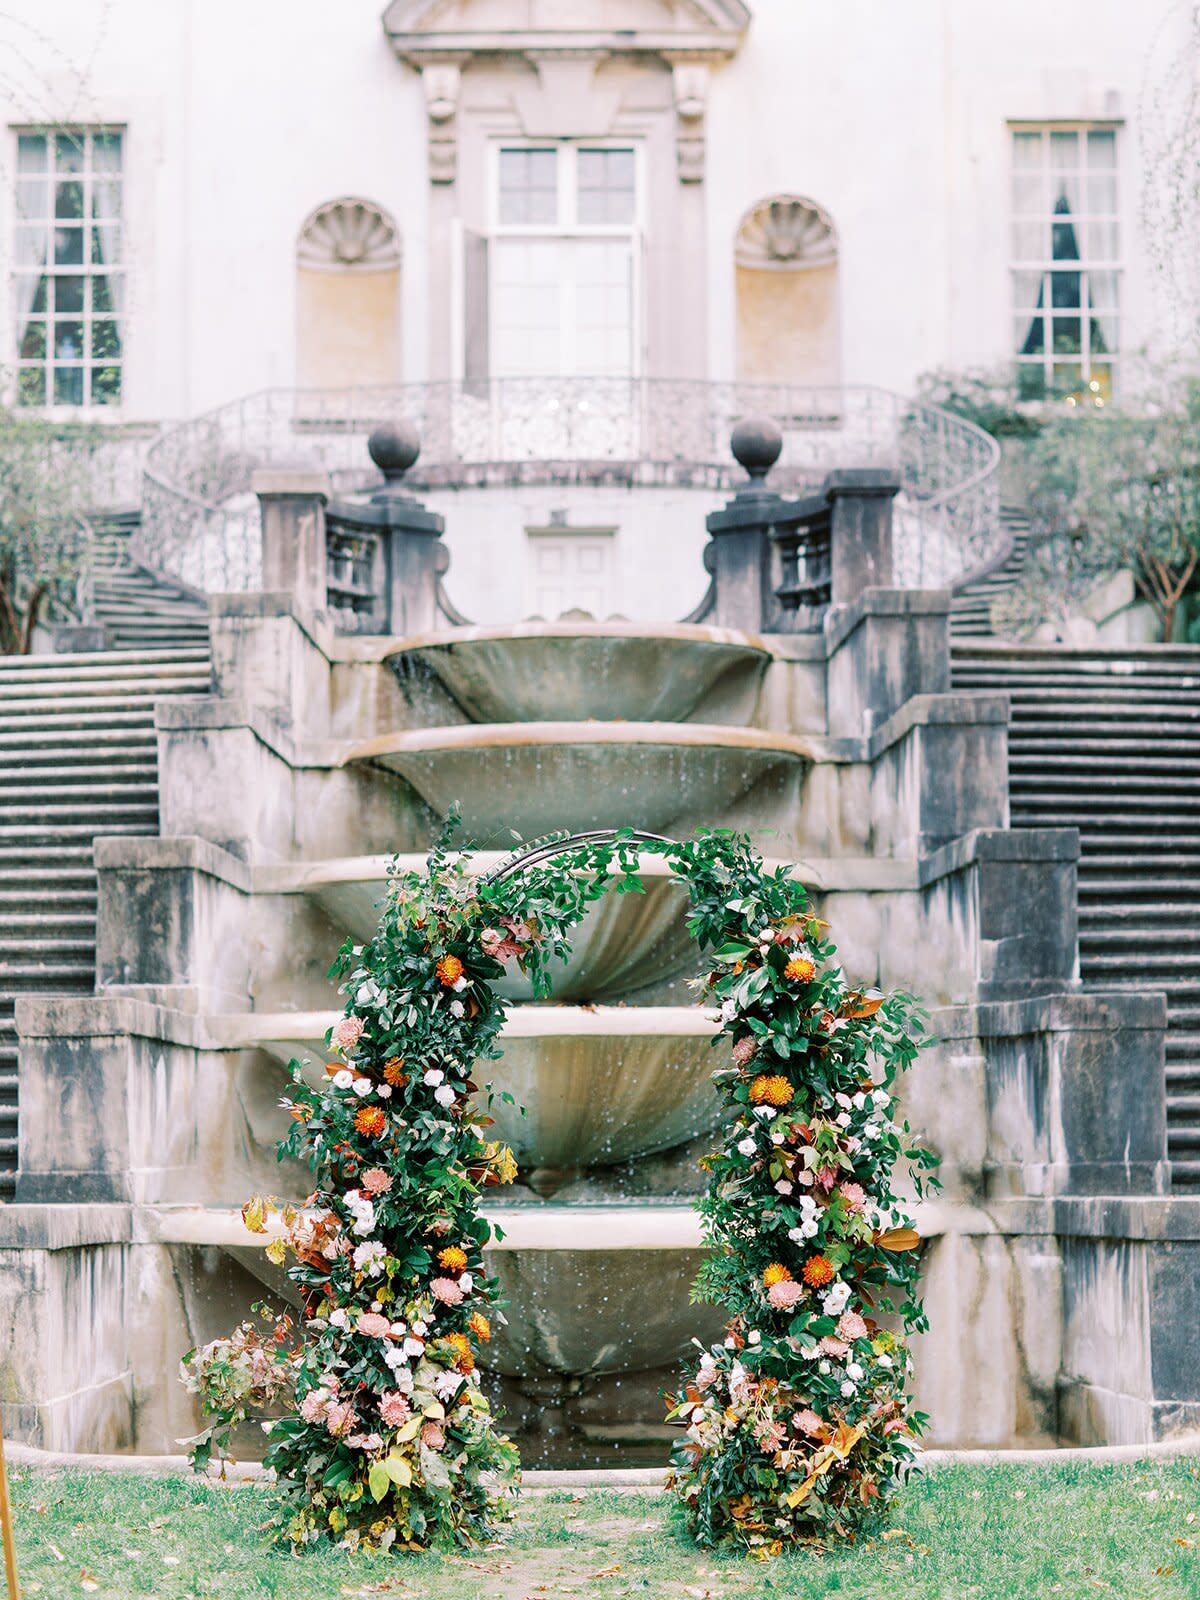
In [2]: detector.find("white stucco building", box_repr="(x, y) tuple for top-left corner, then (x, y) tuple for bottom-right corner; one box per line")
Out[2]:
(1, 0), (1196, 619)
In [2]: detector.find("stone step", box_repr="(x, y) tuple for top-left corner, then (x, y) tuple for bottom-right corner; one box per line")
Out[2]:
(0, 821), (153, 842)
(1171, 1161), (1200, 1190)
(1013, 810), (1200, 829)
(1081, 975), (1200, 997)
(1010, 752), (1200, 774)
(1081, 926), (1200, 947)
(1011, 774), (1200, 795)
(1080, 851), (1200, 868)
(1169, 1095), (1200, 1117)
(0, 935), (95, 961)
(0, 763), (157, 787)
(1082, 953), (1200, 978)
(0, 647), (210, 676)
(1078, 895), (1200, 914)
(0, 801), (158, 825)
(0, 781), (159, 806)
(0, 960), (93, 986)
(0, 739), (157, 763)
(1169, 1125), (1200, 1151)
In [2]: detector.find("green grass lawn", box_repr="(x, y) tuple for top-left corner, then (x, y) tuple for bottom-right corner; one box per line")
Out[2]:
(7, 1458), (1200, 1600)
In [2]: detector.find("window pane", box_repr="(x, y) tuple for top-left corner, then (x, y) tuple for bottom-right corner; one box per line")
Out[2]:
(92, 131), (122, 171)
(1012, 220), (1045, 260)
(1090, 313), (1118, 355)
(1051, 217), (1082, 260)
(54, 133), (85, 173)
(53, 366), (84, 404)
(53, 276), (84, 314)
(1088, 269), (1120, 309)
(91, 224), (122, 266)
(1050, 361), (1083, 396)
(54, 226), (83, 265)
(16, 179), (48, 220)
(1088, 362), (1114, 401)
(1015, 313), (1045, 355)
(54, 321), (84, 359)
(1016, 362), (1046, 400)
(1013, 131), (1043, 168)
(1011, 174), (1044, 215)
(498, 148), (557, 224)
(1049, 174), (1081, 211)
(1049, 270), (1081, 308)
(1052, 316), (1082, 354)
(1087, 130), (1117, 169)
(1049, 130), (1080, 168)
(1013, 270), (1044, 308)
(18, 367), (46, 405)
(18, 321), (46, 360)
(92, 273), (124, 315)
(577, 148), (636, 224)
(92, 179), (121, 220)
(92, 320), (121, 360)
(17, 133), (47, 172)
(1087, 175), (1117, 214)
(55, 179), (84, 219)
(15, 226), (47, 268)
(91, 365), (122, 405)
(1086, 220), (1119, 259)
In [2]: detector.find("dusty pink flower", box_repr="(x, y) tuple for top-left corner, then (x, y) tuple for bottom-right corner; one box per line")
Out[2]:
(379, 1392), (412, 1428)
(332, 1015), (365, 1052)
(754, 1418), (787, 1452)
(837, 1310), (869, 1342)
(356, 1311), (391, 1338)
(325, 1401), (359, 1438)
(300, 1390), (330, 1423)
(481, 927), (523, 962)
(420, 1421), (445, 1451)
(361, 1167), (393, 1196)
(816, 1165), (839, 1193)
(820, 1335), (850, 1357)
(346, 1431), (384, 1453)
(732, 1036), (758, 1069)
(793, 1408), (824, 1437)
(767, 1279), (804, 1310)
(430, 1276), (465, 1306)
(427, 1217), (452, 1236)
(839, 1182), (866, 1213)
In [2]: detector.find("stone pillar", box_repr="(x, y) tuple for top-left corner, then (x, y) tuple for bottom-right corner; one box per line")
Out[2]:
(703, 415), (784, 631)
(252, 469), (330, 614)
(826, 468), (901, 604)
(367, 423), (448, 637)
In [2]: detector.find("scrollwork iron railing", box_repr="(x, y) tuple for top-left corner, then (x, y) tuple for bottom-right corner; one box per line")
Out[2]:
(138, 379), (999, 603)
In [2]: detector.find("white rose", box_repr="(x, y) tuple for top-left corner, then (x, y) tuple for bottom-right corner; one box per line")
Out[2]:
(424, 1069), (444, 1086)
(449, 1000), (466, 1018)
(352, 1078), (373, 1098)
(818, 1360), (831, 1375)
(383, 1345), (408, 1371)
(747, 1331), (761, 1346)
(878, 1353), (894, 1369)
(458, 1272), (473, 1294)
(753, 1105), (776, 1121)
(328, 1308), (349, 1330)
(434, 1085), (456, 1107)
(720, 999), (737, 1022)
(332, 1069), (354, 1090)
(836, 1111), (852, 1128)
(377, 1084), (392, 1099)
(775, 1180), (793, 1195)
(872, 1089), (890, 1108)
(770, 1130), (787, 1145)
(736, 1137), (757, 1156)
(796, 1168), (815, 1186)
(864, 1122), (882, 1141)
(835, 1092), (852, 1110)
(841, 1381), (855, 1397)
(389, 1321), (406, 1337)
(402, 1336), (424, 1357)
(412, 1320), (428, 1336)
(846, 1363), (864, 1381)
(452, 976), (468, 993)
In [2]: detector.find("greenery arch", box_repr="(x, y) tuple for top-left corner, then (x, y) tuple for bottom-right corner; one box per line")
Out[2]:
(184, 822), (933, 1555)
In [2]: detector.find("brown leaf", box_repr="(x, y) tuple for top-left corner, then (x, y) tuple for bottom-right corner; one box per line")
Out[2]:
(876, 1227), (921, 1253)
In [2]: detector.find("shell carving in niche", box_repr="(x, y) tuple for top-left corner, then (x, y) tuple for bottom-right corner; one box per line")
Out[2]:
(735, 196), (837, 272)
(297, 198), (402, 271)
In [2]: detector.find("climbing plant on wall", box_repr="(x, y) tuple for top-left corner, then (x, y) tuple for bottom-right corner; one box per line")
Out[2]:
(183, 819), (932, 1555)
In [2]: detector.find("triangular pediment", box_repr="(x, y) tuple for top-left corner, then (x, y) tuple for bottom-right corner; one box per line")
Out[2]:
(383, 0), (752, 62)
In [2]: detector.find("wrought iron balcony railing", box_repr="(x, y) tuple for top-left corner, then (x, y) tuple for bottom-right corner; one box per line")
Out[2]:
(137, 378), (1000, 603)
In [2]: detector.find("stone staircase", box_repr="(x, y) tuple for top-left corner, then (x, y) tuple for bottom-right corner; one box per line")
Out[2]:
(0, 645), (212, 1198)
(950, 509), (1031, 638)
(951, 644), (1200, 1191)
(86, 512), (209, 649)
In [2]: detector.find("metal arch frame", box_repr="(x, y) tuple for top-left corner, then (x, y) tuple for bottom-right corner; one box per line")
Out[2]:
(480, 827), (675, 885)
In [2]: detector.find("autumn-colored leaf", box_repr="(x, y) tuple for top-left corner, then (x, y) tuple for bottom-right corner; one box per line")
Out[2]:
(876, 1227), (921, 1252)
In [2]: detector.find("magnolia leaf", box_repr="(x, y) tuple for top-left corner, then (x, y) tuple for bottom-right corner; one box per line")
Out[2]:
(384, 1452), (413, 1487)
(876, 1227), (921, 1253)
(845, 990), (885, 1019)
(393, 1415), (422, 1443)
(368, 1463), (391, 1502)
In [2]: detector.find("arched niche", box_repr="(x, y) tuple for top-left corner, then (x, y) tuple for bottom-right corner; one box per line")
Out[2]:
(734, 195), (840, 387)
(295, 198), (402, 389)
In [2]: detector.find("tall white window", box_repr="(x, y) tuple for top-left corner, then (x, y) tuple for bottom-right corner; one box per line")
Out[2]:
(1011, 125), (1119, 404)
(487, 145), (639, 379)
(13, 127), (124, 408)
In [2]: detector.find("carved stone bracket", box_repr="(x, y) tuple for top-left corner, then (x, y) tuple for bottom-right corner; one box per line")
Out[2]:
(668, 60), (711, 183)
(421, 61), (464, 185)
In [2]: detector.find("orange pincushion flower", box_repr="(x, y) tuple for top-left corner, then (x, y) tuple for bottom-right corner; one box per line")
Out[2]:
(443, 1331), (474, 1373)
(383, 1057), (408, 1087)
(354, 1105), (386, 1137)
(436, 954), (464, 986)
(749, 1074), (794, 1108)
(762, 1263), (792, 1288)
(437, 1245), (469, 1273)
(468, 1311), (491, 1343)
(802, 1255), (835, 1287)
(785, 955), (816, 983)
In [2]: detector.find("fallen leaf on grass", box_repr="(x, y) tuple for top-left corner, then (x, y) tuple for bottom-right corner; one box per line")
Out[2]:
(47, 1545), (66, 1562)
(1155, 1568), (1174, 1577)
(588, 1565), (622, 1578)
(881, 1529), (909, 1541)
(683, 1587), (714, 1597)
(79, 1573), (99, 1594)
(1174, 1537), (1197, 1549)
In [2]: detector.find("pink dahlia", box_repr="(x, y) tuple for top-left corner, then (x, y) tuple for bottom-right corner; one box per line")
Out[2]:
(732, 1036), (758, 1069)
(332, 1015), (365, 1052)
(379, 1392), (412, 1428)
(430, 1276), (465, 1306)
(346, 1431), (384, 1453)
(356, 1311), (391, 1338)
(325, 1401), (359, 1438)
(299, 1390), (330, 1423)
(754, 1418), (787, 1452)
(839, 1182), (866, 1213)
(837, 1310), (869, 1342)
(816, 1165), (839, 1193)
(767, 1279), (804, 1310)
(793, 1408), (824, 1437)
(420, 1421), (445, 1451)
(819, 1335), (850, 1358)
(361, 1167), (393, 1196)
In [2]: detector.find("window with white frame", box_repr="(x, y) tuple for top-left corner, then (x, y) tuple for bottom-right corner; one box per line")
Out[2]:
(487, 144), (639, 379)
(13, 127), (124, 408)
(1011, 125), (1119, 405)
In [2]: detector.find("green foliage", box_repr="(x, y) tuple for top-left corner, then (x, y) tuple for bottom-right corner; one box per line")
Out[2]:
(917, 365), (1047, 439)
(0, 405), (97, 653)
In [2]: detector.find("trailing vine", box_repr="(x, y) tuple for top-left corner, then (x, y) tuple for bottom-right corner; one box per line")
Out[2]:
(182, 820), (932, 1557)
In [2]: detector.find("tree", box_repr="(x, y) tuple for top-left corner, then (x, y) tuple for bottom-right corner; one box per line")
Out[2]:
(0, 406), (97, 653)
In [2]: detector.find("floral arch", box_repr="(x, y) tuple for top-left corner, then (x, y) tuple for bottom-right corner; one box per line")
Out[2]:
(185, 822), (932, 1555)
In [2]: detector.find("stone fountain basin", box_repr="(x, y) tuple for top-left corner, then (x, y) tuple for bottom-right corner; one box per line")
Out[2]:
(156, 1204), (723, 1380)
(209, 1004), (723, 1170)
(262, 850), (788, 1000)
(388, 622), (769, 724)
(344, 722), (819, 843)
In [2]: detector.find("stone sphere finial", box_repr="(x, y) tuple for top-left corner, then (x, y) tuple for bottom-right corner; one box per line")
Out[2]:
(368, 420), (421, 494)
(730, 414), (783, 485)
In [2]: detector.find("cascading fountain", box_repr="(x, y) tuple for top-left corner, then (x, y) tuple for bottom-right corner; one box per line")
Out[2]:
(4, 419), (1194, 1465)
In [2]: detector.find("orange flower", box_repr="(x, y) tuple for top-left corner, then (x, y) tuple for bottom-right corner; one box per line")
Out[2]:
(437, 1245), (468, 1273)
(468, 1311), (491, 1343)
(762, 1263), (792, 1288)
(801, 1255), (835, 1288)
(383, 1057), (408, 1087)
(354, 1105), (386, 1137)
(436, 954), (464, 987)
(442, 1331), (474, 1373)
(749, 1074), (794, 1108)
(784, 955), (816, 983)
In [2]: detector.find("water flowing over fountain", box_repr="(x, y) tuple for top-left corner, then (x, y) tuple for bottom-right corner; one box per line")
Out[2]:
(3, 416), (1198, 1467)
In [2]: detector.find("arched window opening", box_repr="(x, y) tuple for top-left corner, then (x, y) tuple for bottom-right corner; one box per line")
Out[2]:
(295, 198), (402, 389)
(734, 195), (840, 387)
